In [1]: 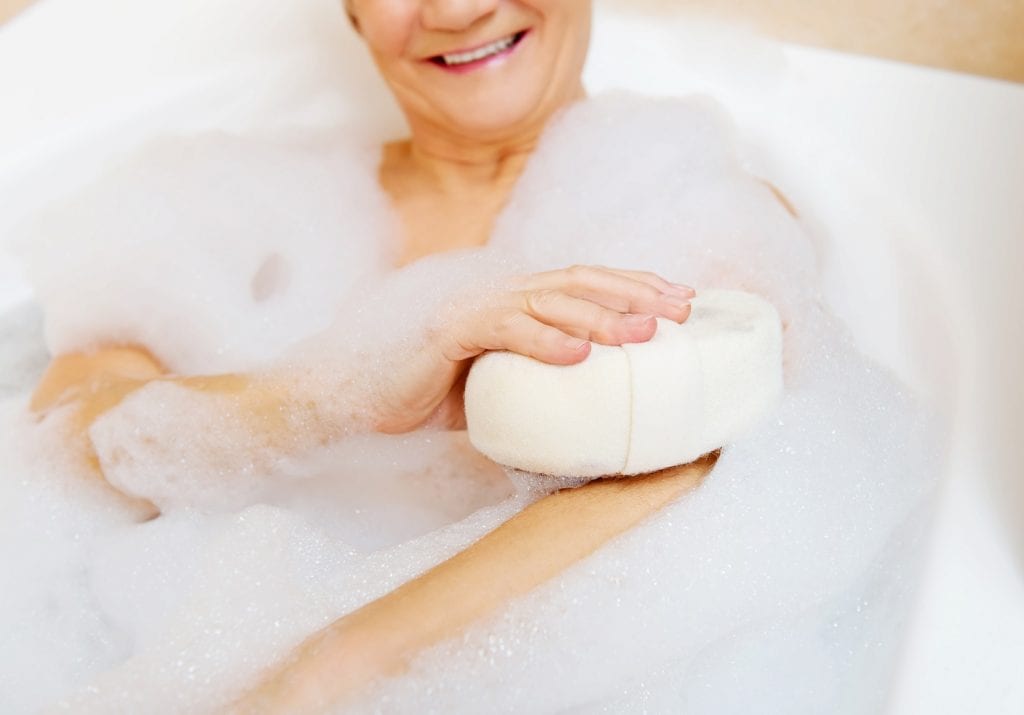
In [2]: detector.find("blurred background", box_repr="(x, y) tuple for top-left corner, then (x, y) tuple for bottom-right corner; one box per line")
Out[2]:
(4, 0), (1022, 79)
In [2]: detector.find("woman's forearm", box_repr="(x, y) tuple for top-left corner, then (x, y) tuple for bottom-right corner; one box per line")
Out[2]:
(31, 347), (369, 513)
(228, 451), (718, 714)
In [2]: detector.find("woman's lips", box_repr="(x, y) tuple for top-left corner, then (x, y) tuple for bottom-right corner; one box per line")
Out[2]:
(426, 30), (529, 74)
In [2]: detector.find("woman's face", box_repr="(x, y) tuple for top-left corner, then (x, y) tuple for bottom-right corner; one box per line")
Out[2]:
(347, 0), (591, 141)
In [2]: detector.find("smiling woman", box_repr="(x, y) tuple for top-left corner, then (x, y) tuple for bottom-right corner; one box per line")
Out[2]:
(354, 0), (594, 264)
(346, 0), (589, 137)
(32, 0), (697, 506)
(2, 0), (947, 713)
(426, 30), (526, 70)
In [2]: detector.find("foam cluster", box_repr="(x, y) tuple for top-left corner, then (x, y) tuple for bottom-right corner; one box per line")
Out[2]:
(0, 89), (942, 715)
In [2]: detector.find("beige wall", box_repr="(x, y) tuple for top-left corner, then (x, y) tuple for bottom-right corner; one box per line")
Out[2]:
(2, 0), (1022, 81)
(669, 0), (1024, 82)
(0, 0), (33, 25)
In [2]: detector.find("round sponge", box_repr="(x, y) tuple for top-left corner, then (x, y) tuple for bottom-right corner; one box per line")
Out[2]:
(464, 289), (784, 477)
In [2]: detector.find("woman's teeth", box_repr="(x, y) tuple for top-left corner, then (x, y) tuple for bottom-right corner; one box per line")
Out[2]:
(439, 33), (518, 67)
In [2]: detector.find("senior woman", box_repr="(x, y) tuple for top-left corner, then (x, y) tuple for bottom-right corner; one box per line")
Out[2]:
(26, 0), (808, 711)
(32, 0), (699, 505)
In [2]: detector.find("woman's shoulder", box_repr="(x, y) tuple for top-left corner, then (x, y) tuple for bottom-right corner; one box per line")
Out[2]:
(491, 89), (815, 301)
(502, 89), (747, 226)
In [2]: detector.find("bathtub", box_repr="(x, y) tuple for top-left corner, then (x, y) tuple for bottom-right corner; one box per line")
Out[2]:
(1, 1), (1022, 712)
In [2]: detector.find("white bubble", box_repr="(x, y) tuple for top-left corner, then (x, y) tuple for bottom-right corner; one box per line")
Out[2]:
(1, 92), (941, 715)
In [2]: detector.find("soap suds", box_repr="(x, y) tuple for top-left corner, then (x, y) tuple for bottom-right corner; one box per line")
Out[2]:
(0, 91), (942, 715)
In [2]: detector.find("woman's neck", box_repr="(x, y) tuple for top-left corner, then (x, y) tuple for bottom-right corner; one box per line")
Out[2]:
(393, 83), (587, 198)
(379, 89), (586, 264)
(378, 127), (543, 258)
(395, 124), (539, 199)
(380, 137), (523, 265)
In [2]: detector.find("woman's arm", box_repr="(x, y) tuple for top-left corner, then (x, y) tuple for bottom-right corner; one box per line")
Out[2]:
(31, 345), (167, 416)
(31, 346), (172, 517)
(30, 345), (313, 517)
(29, 266), (695, 512)
(227, 451), (718, 715)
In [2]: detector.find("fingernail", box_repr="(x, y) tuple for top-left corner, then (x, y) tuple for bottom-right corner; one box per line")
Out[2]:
(668, 283), (697, 298)
(661, 293), (691, 310)
(566, 338), (590, 352)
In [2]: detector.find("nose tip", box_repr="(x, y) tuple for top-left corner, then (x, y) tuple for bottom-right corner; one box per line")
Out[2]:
(422, 0), (500, 32)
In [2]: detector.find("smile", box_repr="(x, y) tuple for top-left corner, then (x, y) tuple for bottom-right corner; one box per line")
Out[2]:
(429, 30), (528, 70)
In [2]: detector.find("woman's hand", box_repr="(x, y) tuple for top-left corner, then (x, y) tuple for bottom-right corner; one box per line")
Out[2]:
(374, 265), (695, 433)
(25, 267), (694, 512)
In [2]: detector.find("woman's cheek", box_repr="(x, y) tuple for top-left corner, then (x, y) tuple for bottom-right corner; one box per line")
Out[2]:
(350, 1), (416, 57)
(361, 29), (400, 60)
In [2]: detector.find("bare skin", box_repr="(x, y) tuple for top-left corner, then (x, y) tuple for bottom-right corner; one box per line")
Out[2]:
(378, 76), (586, 265)
(379, 139), (529, 264)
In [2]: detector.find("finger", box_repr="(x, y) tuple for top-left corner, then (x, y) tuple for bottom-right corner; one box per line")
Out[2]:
(520, 289), (658, 345)
(601, 267), (696, 298)
(526, 265), (691, 322)
(477, 310), (592, 365)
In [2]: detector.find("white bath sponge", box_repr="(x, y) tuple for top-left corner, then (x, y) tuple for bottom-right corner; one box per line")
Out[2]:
(464, 290), (784, 477)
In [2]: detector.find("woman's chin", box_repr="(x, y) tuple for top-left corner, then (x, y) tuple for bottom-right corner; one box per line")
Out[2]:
(438, 98), (562, 141)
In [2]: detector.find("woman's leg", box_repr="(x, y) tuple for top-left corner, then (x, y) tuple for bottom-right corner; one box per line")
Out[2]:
(228, 451), (718, 714)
